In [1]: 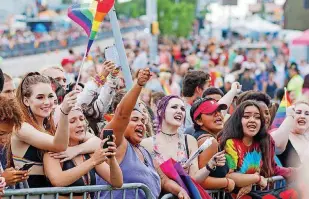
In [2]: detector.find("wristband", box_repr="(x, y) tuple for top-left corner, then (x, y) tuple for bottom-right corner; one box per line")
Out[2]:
(206, 163), (216, 172)
(93, 74), (106, 87)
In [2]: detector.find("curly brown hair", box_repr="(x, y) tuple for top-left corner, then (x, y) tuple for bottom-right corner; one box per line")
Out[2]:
(0, 96), (24, 168)
(0, 96), (24, 130)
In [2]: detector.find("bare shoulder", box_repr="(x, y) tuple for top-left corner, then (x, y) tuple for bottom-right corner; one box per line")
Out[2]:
(185, 134), (198, 144)
(16, 122), (33, 137)
(197, 136), (219, 147)
(140, 137), (154, 154)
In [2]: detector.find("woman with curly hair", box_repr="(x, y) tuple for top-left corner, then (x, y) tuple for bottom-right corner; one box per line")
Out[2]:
(0, 96), (29, 187)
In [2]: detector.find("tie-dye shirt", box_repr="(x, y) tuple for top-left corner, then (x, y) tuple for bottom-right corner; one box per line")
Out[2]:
(225, 139), (262, 174)
(225, 138), (294, 179)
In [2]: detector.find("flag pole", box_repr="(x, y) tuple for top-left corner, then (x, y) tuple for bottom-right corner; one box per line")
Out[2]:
(74, 51), (88, 91)
(108, 6), (133, 90)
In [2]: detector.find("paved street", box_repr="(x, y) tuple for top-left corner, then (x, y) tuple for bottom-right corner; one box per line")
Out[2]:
(0, 31), (141, 77)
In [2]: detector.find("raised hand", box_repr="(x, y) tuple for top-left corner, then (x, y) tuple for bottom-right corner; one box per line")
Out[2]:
(137, 68), (151, 87)
(90, 138), (110, 166)
(106, 135), (117, 159)
(231, 82), (242, 94)
(100, 61), (116, 77)
(61, 90), (79, 114)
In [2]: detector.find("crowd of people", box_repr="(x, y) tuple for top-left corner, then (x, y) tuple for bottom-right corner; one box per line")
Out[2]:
(0, 18), (143, 51)
(0, 31), (309, 199)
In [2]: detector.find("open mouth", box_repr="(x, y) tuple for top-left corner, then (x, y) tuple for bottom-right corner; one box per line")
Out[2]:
(247, 123), (257, 131)
(135, 126), (144, 138)
(75, 129), (85, 134)
(297, 119), (307, 126)
(214, 117), (223, 125)
(174, 114), (183, 122)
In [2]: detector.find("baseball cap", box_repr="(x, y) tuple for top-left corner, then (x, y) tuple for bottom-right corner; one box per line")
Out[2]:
(61, 58), (75, 67)
(192, 98), (228, 120)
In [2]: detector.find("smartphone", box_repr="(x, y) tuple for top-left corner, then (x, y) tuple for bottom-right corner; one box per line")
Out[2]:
(101, 129), (114, 149)
(105, 45), (120, 68)
(101, 129), (114, 158)
(19, 163), (35, 171)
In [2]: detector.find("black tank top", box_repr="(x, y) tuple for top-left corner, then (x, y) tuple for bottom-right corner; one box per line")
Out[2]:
(59, 154), (96, 197)
(62, 154), (96, 187)
(21, 145), (50, 188)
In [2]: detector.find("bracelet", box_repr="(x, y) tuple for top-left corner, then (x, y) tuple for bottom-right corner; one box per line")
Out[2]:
(60, 108), (69, 115)
(92, 74), (106, 87)
(225, 178), (229, 189)
(257, 174), (262, 184)
(206, 163), (216, 172)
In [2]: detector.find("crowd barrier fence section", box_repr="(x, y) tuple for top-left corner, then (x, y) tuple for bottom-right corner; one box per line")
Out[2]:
(161, 176), (285, 199)
(1, 26), (145, 59)
(3, 183), (154, 199)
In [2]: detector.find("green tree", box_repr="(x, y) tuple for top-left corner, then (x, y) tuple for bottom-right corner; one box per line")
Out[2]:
(115, 0), (196, 37)
(158, 0), (195, 37)
(115, 0), (146, 18)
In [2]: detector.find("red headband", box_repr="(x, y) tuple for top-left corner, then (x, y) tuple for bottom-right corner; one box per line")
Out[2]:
(193, 100), (227, 120)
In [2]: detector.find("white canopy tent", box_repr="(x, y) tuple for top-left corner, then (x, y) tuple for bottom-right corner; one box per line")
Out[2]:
(213, 15), (281, 35)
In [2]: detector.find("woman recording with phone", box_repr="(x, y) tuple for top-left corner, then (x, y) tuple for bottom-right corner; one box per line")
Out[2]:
(43, 106), (123, 194)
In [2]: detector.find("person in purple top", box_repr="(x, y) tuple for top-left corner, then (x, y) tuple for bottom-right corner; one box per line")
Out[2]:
(51, 68), (161, 198)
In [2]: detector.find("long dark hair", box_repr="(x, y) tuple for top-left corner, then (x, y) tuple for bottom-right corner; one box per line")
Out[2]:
(219, 100), (274, 177)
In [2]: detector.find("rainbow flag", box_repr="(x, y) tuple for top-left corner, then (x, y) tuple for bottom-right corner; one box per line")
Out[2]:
(161, 81), (171, 95)
(68, 0), (114, 55)
(160, 159), (211, 199)
(270, 88), (291, 130)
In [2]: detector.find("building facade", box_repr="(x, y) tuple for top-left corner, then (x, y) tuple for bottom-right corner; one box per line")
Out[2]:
(284, 0), (309, 31)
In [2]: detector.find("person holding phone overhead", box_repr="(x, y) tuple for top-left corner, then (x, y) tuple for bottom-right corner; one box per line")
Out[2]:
(51, 69), (161, 199)
(44, 106), (123, 193)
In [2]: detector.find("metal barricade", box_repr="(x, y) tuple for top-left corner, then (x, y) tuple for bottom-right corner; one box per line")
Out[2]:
(161, 176), (286, 199)
(3, 183), (154, 199)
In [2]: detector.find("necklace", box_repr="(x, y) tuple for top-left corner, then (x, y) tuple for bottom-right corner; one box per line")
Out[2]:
(161, 131), (178, 142)
(161, 131), (177, 136)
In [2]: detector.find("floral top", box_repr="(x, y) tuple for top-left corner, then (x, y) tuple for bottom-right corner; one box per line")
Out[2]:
(225, 139), (262, 174)
(152, 133), (188, 165)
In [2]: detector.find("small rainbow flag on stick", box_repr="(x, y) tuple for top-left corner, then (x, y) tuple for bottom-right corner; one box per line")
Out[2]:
(270, 88), (291, 130)
(161, 80), (171, 95)
(68, 0), (114, 88)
